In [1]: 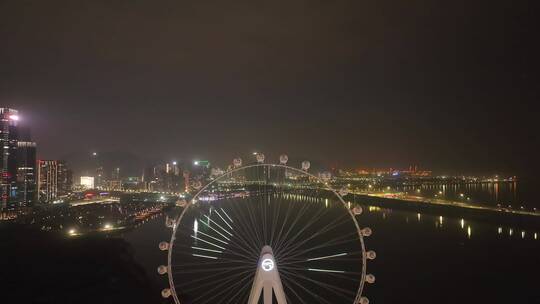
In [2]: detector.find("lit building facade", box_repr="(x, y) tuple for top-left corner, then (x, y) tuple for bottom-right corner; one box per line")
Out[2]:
(80, 176), (95, 189)
(57, 161), (72, 196)
(37, 160), (58, 203)
(16, 141), (37, 205)
(0, 108), (20, 209)
(142, 162), (184, 193)
(37, 160), (72, 203)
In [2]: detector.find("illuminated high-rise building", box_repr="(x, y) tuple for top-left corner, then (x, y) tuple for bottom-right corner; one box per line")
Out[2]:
(57, 161), (72, 196)
(37, 160), (72, 203)
(37, 160), (58, 203)
(16, 141), (37, 205)
(1, 108), (20, 209)
(95, 166), (104, 188)
(111, 167), (120, 180)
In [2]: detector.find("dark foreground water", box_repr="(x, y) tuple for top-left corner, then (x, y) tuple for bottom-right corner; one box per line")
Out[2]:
(1, 196), (539, 304)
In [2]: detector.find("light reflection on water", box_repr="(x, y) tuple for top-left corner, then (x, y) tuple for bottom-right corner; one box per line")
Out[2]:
(395, 180), (536, 209)
(362, 204), (539, 241)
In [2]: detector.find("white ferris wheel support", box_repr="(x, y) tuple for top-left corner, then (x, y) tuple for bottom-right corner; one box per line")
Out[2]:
(248, 246), (287, 304)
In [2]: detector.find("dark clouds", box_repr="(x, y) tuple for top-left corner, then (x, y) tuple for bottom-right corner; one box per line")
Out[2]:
(0, 0), (537, 174)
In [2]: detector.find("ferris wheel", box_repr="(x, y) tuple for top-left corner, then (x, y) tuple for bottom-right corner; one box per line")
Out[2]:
(157, 156), (376, 304)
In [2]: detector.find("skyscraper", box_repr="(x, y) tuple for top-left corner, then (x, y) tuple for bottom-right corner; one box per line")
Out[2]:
(1, 108), (20, 209)
(37, 160), (72, 203)
(37, 160), (58, 203)
(16, 141), (37, 205)
(57, 161), (72, 196)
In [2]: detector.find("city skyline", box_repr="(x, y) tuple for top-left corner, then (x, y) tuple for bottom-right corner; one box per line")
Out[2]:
(0, 106), (529, 178)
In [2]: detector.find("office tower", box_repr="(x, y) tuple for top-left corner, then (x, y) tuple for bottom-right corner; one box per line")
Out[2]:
(16, 141), (37, 205)
(57, 161), (72, 196)
(95, 166), (104, 188)
(37, 160), (58, 203)
(0, 108), (20, 209)
(111, 167), (120, 180)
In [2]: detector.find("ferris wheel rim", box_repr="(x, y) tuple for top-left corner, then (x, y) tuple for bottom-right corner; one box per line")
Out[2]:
(166, 163), (367, 304)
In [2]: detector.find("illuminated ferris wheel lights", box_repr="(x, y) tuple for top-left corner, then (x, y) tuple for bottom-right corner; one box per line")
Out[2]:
(366, 274), (376, 284)
(307, 252), (348, 261)
(190, 235), (226, 250)
(361, 227), (373, 237)
(161, 288), (172, 298)
(158, 241), (169, 251)
(220, 208), (234, 223)
(157, 265), (167, 275)
(176, 199), (187, 207)
(353, 205), (363, 215)
(359, 296), (370, 304)
(233, 157), (243, 167)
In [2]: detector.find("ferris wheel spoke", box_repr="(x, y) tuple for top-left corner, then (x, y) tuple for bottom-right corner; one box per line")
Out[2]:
(280, 271), (334, 304)
(280, 273), (309, 304)
(285, 271), (355, 300)
(172, 258), (251, 269)
(173, 265), (252, 276)
(271, 194), (297, 251)
(283, 265), (362, 277)
(177, 267), (253, 290)
(191, 268), (254, 304)
(280, 268), (357, 300)
(282, 232), (359, 262)
(180, 270), (251, 294)
(212, 273), (255, 304)
(273, 199), (312, 253)
(199, 218), (231, 242)
(228, 199), (262, 247)
(243, 196), (265, 247)
(196, 208), (260, 259)
(275, 202), (330, 254)
(213, 208), (233, 230)
(280, 213), (353, 257)
(181, 267), (253, 295)
(202, 214), (233, 238)
(225, 201), (263, 257)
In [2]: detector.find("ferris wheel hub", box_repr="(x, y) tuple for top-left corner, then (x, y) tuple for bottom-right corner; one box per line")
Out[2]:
(248, 246), (287, 304)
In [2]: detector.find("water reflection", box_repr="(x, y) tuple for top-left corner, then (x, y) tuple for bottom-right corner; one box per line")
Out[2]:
(363, 203), (539, 241)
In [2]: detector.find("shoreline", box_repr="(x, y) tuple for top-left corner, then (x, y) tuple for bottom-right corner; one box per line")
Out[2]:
(351, 193), (540, 229)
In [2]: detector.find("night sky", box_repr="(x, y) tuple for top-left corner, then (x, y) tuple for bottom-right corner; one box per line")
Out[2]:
(1, 1), (537, 175)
